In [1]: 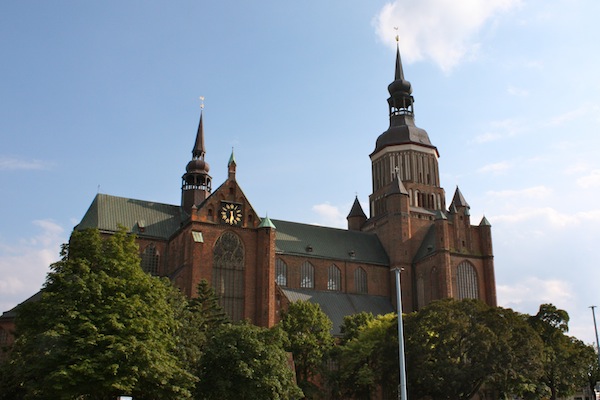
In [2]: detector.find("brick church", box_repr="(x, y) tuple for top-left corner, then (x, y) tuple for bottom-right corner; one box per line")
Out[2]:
(0, 44), (496, 343)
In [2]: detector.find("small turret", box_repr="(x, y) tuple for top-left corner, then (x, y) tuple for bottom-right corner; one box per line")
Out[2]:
(347, 196), (367, 231)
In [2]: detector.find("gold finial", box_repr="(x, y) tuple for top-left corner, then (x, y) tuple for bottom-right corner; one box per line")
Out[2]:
(199, 96), (205, 110)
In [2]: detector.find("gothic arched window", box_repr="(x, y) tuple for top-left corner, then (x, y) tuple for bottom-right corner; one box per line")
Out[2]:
(0, 327), (8, 347)
(430, 266), (440, 300)
(300, 261), (314, 289)
(456, 260), (479, 300)
(276, 258), (288, 287)
(213, 232), (245, 322)
(354, 267), (367, 294)
(327, 264), (341, 291)
(141, 243), (159, 275)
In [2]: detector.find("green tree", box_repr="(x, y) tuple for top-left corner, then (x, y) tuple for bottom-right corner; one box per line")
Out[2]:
(175, 280), (229, 373)
(194, 322), (303, 400)
(3, 228), (195, 400)
(479, 306), (544, 399)
(339, 311), (375, 344)
(529, 304), (594, 400)
(279, 300), (334, 399)
(336, 313), (399, 400)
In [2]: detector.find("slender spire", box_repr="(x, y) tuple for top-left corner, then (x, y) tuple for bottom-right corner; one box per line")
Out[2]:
(192, 111), (206, 159)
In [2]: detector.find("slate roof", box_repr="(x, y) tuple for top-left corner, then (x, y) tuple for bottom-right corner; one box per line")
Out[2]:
(281, 288), (394, 336)
(272, 219), (389, 266)
(76, 194), (184, 239)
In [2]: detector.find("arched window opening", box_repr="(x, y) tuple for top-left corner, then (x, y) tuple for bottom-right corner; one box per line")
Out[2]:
(276, 258), (288, 287)
(141, 243), (159, 276)
(213, 232), (245, 322)
(300, 261), (315, 289)
(354, 267), (368, 294)
(327, 264), (341, 291)
(456, 261), (479, 300)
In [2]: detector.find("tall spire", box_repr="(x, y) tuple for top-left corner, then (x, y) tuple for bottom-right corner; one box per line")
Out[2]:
(192, 111), (206, 159)
(181, 101), (212, 213)
(387, 38), (414, 117)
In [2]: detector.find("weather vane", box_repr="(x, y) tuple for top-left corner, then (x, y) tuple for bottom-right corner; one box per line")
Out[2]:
(199, 96), (205, 110)
(394, 26), (399, 42)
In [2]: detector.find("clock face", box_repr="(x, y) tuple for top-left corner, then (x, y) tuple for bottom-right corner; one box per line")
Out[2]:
(220, 202), (243, 226)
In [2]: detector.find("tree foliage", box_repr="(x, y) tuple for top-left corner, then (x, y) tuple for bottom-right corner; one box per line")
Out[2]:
(528, 303), (595, 400)
(3, 228), (195, 399)
(279, 300), (334, 399)
(194, 322), (303, 400)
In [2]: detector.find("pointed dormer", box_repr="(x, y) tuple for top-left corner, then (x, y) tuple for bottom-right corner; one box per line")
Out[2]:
(181, 110), (212, 214)
(450, 186), (470, 211)
(347, 196), (367, 231)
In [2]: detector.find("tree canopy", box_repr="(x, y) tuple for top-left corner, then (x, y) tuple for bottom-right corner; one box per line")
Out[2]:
(194, 322), (302, 400)
(279, 300), (334, 399)
(3, 228), (195, 400)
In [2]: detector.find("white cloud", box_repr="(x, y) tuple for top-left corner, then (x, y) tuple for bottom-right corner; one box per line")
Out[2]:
(0, 220), (66, 312)
(486, 185), (552, 199)
(473, 118), (526, 143)
(507, 85), (529, 97)
(497, 276), (573, 314)
(311, 202), (347, 228)
(477, 161), (512, 174)
(0, 156), (51, 171)
(576, 169), (600, 189)
(374, 0), (522, 71)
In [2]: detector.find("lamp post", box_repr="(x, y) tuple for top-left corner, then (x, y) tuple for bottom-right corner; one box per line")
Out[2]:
(394, 267), (408, 400)
(590, 306), (600, 370)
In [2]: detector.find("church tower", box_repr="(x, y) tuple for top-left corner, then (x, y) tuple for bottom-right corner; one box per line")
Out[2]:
(181, 109), (212, 214)
(368, 40), (445, 218)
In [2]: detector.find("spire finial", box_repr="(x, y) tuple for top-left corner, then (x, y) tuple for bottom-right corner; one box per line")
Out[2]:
(199, 96), (205, 110)
(394, 26), (399, 43)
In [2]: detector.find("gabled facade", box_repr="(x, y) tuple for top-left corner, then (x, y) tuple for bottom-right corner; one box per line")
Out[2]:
(1, 45), (495, 340)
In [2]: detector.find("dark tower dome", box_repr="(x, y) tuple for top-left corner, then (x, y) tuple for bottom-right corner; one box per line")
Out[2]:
(186, 158), (210, 174)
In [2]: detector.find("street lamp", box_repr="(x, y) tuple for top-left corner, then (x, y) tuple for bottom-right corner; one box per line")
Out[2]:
(394, 267), (408, 400)
(590, 306), (600, 370)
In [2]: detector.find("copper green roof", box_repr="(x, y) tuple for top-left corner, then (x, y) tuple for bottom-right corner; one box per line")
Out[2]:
(76, 194), (184, 239)
(272, 219), (389, 266)
(258, 215), (276, 229)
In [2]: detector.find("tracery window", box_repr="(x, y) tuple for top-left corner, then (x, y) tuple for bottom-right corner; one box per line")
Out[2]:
(213, 232), (245, 321)
(276, 258), (288, 287)
(327, 264), (341, 291)
(141, 243), (159, 275)
(456, 260), (479, 300)
(417, 275), (425, 309)
(354, 267), (367, 294)
(300, 261), (314, 289)
(430, 266), (439, 300)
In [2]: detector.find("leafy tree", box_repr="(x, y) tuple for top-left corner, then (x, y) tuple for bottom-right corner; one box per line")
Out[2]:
(3, 228), (195, 400)
(339, 311), (375, 344)
(529, 304), (594, 400)
(279, 300), (334, 399)
(194, 322), (303, 400)
(479, 306), (544, 399)
(175, 280), (229, 373)
(336, 313), (399, 400)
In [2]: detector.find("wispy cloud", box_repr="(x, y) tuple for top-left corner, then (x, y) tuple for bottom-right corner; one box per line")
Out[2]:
(374, 0), (522, 72)
(486, 185), (552, 199)
(0, 220), (66, 312)
(507, 85), (529, 97)
(473, 118), (527, 143)
(477, 160), (512, 174)
(577, 169), (600, 189)
(311, 202), (347, 228)
(0, 156), (52, 171)
(497, 276), (573, 314)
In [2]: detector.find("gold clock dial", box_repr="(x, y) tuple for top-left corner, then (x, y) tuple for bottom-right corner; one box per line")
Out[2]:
(220, 203), (243, 226)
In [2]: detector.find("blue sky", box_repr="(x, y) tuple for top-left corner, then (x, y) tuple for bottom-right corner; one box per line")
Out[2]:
(2, 0), (600, 343)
